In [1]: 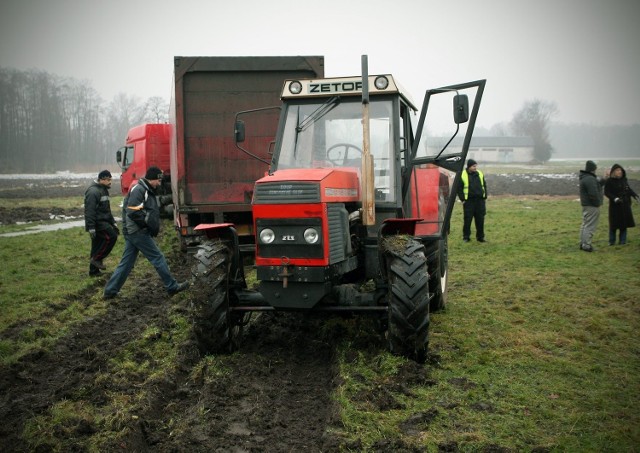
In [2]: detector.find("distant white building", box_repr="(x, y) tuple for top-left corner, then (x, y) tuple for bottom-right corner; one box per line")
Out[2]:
(426, 136), (536, 163)
(466, 137), (535, 163)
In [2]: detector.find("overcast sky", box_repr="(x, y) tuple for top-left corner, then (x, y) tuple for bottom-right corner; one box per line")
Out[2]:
(2, 0), (639, 129)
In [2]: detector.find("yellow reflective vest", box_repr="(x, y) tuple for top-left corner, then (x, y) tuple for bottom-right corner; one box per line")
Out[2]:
(460, 169), (486, 200)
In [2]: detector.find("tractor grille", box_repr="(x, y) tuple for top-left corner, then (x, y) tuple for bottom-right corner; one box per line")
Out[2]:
(328, 204), (348, 263)
(253, 182), (320, 204)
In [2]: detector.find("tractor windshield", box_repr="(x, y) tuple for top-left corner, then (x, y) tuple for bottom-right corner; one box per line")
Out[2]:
(277, 98), (396, 202)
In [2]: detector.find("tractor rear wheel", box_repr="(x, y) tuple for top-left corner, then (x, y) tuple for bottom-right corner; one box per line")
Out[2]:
(190, 240), (242, 353)
(426, 236), (448, 312)
(386, 238), (430, 363)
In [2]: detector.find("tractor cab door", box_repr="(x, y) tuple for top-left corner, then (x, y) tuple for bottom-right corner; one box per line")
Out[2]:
(406, 80), (486, 238)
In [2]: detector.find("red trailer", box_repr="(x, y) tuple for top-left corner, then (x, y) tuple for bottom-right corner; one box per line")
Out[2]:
(170, 56), (325, 252)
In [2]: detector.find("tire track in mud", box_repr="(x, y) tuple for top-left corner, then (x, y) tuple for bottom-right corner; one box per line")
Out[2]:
(0, 274), (178, 452)
(138, 312), (344, 452)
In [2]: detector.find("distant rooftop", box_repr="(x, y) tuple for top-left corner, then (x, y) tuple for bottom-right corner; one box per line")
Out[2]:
(430, 136), (535, 147)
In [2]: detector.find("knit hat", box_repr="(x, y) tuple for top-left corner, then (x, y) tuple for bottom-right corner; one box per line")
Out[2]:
(98, 170), (112, 180)
(467, 159), (478, 168)
(585, 160), (597, 173)
(145, 166), (163, 180)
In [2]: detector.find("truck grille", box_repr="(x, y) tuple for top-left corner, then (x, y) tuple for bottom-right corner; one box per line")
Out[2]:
(253, 182), (320, 204)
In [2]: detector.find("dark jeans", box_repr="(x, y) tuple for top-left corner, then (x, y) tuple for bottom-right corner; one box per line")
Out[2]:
(609, 228), (628, 245)
(104, 232), (180, 296)
(463, 198), (486, 240)
(90, 225), (118, 274)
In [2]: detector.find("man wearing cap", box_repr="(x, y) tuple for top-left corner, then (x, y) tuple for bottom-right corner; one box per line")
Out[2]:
(84, 170), (119, 276)
(579, 160), (604, 252)
(457, 159), (488, 242)
(104, 166), (189, 299)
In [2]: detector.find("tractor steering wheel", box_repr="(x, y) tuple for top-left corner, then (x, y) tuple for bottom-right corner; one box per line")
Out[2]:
(327, 143), (363, 166)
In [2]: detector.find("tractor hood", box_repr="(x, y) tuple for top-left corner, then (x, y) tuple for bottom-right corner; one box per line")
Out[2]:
(253, 168), (360, 204)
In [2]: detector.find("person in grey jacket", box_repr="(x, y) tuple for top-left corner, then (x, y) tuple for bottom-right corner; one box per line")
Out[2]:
(104, 166), (188, 299)
(84, 170), (118, 276)
(579, 160), (604, 252)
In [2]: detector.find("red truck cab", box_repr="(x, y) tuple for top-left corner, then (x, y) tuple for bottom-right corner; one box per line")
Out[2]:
(116, 123), (171, 194)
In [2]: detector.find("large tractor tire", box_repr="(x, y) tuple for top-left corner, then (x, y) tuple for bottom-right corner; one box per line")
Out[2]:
(385, 238), (430, 363)
(190, 240), (241, 354)
(425, 236), (448, 312)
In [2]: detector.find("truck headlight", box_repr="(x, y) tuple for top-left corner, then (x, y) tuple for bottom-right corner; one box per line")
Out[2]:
(303, 228), (319, 244)
(260, 228), (275, 244)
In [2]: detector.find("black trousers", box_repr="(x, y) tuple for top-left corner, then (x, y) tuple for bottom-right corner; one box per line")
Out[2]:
(462, 198), (486, 240)
(89, 225), (118, 274)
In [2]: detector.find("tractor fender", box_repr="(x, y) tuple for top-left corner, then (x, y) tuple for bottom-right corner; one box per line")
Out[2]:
(194, 223), (236, 240)
(193, 224), (243, 279)
(379, 218), (422, 237)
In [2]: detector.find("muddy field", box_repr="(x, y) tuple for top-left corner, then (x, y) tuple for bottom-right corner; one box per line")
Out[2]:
(0, 173), (595, 226)
(0, 173), (637, 451)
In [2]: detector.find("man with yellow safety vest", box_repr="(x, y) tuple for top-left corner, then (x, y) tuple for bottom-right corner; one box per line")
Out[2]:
(457, 159), (487, 242)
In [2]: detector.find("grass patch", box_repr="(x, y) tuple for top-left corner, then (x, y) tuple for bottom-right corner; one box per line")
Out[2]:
(2, 196), (639, 451)
(22, 310), (192, 452)
(0, 227), (115, 364)
(334, 197), (640, 451)
(482, 159), (640, 177)
(0, 212), (170, 365)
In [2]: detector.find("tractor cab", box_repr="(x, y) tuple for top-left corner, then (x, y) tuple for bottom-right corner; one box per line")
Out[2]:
(261, 75), (485, 240)
(274, 75), (415, 209)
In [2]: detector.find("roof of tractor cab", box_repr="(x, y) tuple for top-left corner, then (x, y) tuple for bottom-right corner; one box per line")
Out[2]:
(281, 75), (417, 111)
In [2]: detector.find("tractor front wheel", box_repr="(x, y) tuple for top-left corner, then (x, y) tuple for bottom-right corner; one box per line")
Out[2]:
(426, 236), (448, 312)
(386, 238), (430, 363)
(190, 240), (242, 354)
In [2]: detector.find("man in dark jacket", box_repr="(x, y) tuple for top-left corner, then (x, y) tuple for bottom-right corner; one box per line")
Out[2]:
(579, 160), (604, 252)
(457, 159), (488, 242)
(103, 166), (188, 299)
(84, 170), (119, 276)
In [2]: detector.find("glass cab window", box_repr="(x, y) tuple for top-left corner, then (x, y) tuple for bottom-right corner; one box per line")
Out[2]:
(121, 145), (134, 170)
(276, 98), (396, 202)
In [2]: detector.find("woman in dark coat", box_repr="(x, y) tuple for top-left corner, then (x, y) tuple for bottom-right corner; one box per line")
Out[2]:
(604, 163), (639, 245)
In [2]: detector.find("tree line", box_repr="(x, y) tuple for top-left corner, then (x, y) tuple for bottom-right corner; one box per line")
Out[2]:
(2, 67), (636, 173)
(0, 67), (168, 173)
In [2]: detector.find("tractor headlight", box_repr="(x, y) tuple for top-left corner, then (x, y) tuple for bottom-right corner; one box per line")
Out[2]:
(374, 76), (389, 90)
(289, 80), (303, 95)
(303, 228), (319, 244)
(259, 228), (275, 244)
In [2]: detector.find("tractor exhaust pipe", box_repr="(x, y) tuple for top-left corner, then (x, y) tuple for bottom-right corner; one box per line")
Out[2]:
(361, 55), (375, 226)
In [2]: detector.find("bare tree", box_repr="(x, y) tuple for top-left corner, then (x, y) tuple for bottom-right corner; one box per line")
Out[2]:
(511, 99), (558, 162)
(0, 67), (171, 172)
(60, 79), (104, 167)
(489, 122), (510, 137)
(103, 93), (147, 164)
(144, 96), (169, 123)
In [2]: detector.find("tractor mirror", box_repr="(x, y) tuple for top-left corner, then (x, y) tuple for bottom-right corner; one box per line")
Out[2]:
(116, 149), (122, 163)
(453, 94), (469, 124)
(234, 120), (245, 143)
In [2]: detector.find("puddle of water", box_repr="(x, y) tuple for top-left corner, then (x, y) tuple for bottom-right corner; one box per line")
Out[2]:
(0, 217), (121, 238)
(0, 220), (85, 237)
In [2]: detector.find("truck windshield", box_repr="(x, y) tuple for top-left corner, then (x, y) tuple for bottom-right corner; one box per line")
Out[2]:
(277, 98), (395, 202)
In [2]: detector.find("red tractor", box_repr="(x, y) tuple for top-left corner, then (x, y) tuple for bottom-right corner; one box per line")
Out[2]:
(191, 65), (485, 362)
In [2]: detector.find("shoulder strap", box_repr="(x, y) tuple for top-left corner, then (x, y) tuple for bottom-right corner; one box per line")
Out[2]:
(129, 183), (149, 201)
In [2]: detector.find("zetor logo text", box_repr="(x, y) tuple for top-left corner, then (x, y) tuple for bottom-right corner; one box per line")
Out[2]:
(309, 80), (363, 94)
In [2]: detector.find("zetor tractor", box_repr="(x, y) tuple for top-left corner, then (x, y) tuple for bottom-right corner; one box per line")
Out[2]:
(191, 70), (485, 362)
